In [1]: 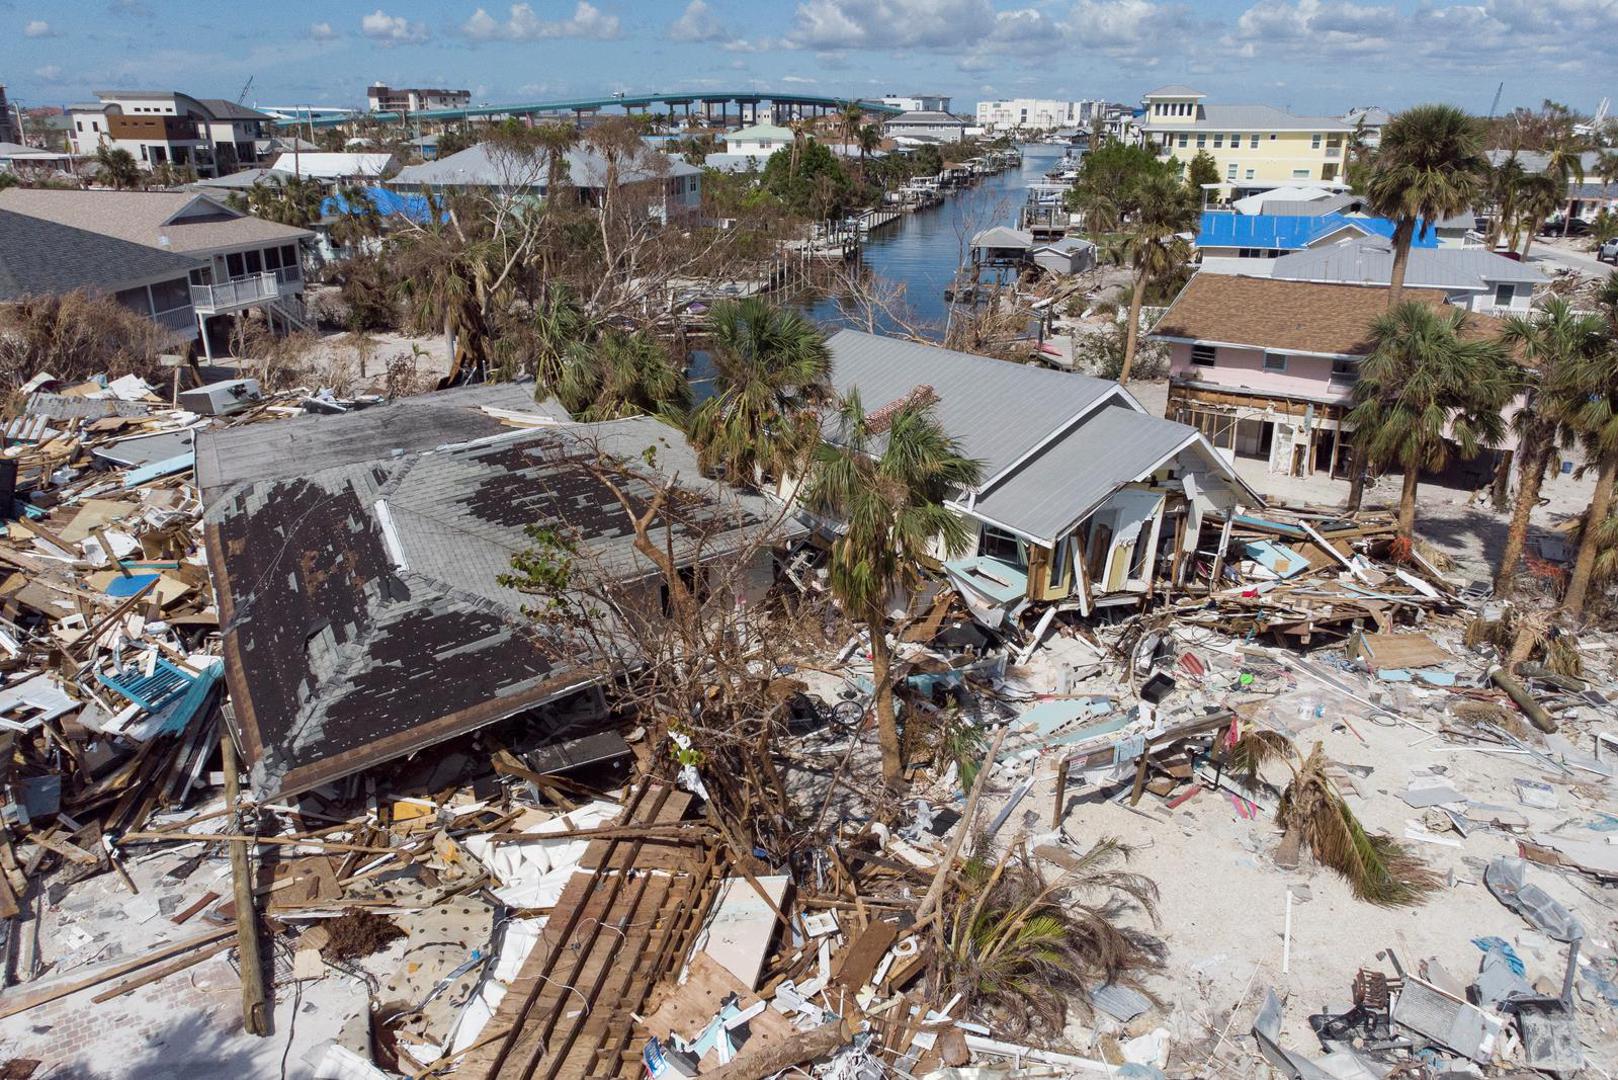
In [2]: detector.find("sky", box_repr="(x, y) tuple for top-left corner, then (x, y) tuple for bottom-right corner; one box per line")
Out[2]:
(3, 0), (1615, 119)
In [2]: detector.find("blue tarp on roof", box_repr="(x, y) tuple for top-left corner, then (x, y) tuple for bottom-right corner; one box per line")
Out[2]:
(320, 186), (442, 224)
(1195, 211), (1439, 252)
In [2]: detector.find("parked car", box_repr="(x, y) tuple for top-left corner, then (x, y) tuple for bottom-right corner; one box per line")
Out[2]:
(1541, 217), (1590, 237)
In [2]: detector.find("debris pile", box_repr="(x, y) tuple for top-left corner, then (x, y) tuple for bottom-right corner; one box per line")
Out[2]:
(0, 374), (1614, 1080)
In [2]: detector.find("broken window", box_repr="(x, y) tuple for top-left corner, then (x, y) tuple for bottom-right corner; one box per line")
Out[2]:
(979, 526), (1026, 569)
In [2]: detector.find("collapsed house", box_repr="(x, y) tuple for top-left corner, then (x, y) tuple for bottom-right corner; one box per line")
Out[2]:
(814, 330), (1259, 625)
(199, 392), (794, 799)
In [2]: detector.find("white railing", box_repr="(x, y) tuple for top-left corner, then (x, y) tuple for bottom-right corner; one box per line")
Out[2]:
(152, 307), (198, 335)
(190, 272), (281, 313)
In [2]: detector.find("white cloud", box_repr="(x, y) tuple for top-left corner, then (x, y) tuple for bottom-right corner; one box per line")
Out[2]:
(461, 2), (621, 42)
(788, 0), (1001, 50)
(669, 0), (728, 42)
(308, 21), (340, 41)
(781, 74), (819, 84)
(34, 64), (64, 81)
(24, 19), (56, 37)
(361, 9), (429, 45)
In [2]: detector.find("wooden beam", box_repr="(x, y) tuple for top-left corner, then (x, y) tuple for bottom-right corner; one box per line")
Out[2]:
(221, 729), (270, 1036)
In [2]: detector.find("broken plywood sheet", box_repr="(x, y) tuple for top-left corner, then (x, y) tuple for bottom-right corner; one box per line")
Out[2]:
(56, 499), (139, 544)
(1350, 632), (1452, 672)
(691, 875), (790, 991)
(642, 954), (796, 1068)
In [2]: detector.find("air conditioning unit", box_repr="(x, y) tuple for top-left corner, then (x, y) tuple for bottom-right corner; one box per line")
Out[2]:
(178, 377), (264, 416)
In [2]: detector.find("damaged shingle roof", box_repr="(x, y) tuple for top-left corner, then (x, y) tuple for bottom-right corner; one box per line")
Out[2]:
(204, 414), (790, 799)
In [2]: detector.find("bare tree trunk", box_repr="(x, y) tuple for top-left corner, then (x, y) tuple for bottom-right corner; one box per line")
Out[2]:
(1495, 435), (1550, 592)
(1563, 451), (1617, 619)
(1397, 465), (1420, 540)
(1346, 445), (1366, 511)
(1387, 218), (1414, 306)
(867, 620), (903, 785)
(1120, 270), (1145, 385)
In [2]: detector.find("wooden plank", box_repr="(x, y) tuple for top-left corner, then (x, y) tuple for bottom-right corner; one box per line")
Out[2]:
(0, 928), (233, 1019)
(833, 919), (899, 990)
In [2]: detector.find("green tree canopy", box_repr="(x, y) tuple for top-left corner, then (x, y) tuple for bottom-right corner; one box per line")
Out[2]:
(761, 139), (857, 220)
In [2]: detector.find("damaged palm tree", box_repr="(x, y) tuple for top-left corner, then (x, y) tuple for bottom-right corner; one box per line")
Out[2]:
(935, 839), (1164, 1039)
(1229, 733), (1439, 907)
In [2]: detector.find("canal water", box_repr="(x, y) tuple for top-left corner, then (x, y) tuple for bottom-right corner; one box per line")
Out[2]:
(803, 142), (1066, 336)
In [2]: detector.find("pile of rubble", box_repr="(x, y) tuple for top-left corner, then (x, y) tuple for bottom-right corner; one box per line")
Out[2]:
(0, 371), (1615, 1080)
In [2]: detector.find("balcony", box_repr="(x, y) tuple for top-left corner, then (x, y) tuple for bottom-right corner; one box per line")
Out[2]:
(153, 306), (200, 337)
(190, 271), (296, 316)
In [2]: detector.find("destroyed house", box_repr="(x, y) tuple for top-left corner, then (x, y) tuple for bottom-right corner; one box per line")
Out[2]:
(202, 409), (792, 799)
(816, 330), (1257, 621)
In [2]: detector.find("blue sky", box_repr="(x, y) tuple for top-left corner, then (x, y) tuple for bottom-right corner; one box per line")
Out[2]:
(4, 0), (1615, 118)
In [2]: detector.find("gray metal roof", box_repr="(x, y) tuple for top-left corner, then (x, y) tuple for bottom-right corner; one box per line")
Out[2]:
(194, 380), (564, 504)
(824, 329), (1122, 487)
(1268, 239), (1546, 290)
(0, 209), (202, 301)
(1486, 149), (1604, 176)
(971, 402), (1196, 544)
(1260, 194), (1357, 217)
(1144, 85), (1205, 98)
(188, 167), (296, 190)
(392, 141), (700, 190)
(972, 226), (1033, 250)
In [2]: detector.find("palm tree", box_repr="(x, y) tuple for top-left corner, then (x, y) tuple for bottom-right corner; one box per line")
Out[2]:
(1484, 154), (1526, 251)
(687, 298), (830, 485)
(1365, 105), (1488, 304)
(555, 329), (690, 422)
(1346, 302), (1513, 541)
(391, 214), (496, 385)
(533, 121), (580, 211)
(838, 103), (864, 152)
(247, 174), (325, 228)
(1558, 271), (1618, 619)
(805, 392), (982, 784)
(1540, 137), (1587, 238)
(93, 145), (142, 191)
(1514, 172), (1562, 259)
(1494, 300), (1606, 591)
(857, 124), (881, 182)
(1117, 171), (1196, 384)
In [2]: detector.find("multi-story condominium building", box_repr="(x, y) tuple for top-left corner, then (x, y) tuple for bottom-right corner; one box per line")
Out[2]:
(976, 98), (1099, 132)
(366, 83), (471, 114)
(0, 85), (17, 146)
(881, 94), (952, 113)
(67, 91), (272, 177)
(1138, 86), (1354, 196)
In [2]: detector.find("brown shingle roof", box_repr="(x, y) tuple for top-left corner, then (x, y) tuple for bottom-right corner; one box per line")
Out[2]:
(1150, 274), (1503, 357)
(0, 189), (310, 256)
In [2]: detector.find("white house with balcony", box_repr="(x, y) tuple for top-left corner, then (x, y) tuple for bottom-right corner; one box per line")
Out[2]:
(68, 90), (273, 177)
(0, 188), (312, 358)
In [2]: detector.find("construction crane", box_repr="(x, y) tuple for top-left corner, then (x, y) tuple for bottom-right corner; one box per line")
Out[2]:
(1486, 81), (1504, 122)
(236, 76), (254, 105)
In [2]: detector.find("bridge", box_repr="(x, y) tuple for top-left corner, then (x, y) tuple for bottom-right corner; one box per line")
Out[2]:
(277, 91), (905, 130)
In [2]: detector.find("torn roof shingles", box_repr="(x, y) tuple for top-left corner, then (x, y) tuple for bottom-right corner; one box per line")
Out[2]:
(206, 414), (786, 799)
(194, 380), (563, 504)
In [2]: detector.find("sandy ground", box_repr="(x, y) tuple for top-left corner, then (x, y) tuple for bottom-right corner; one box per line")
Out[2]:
(1128, 379), (1601, 585)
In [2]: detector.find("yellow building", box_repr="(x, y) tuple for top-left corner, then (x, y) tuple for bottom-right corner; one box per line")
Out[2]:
(1138, 86), (1352, 199)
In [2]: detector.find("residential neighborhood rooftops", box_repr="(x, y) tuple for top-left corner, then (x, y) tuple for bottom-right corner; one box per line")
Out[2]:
(194, 98), (273, 121)
(188, 167), (297, 190)
(1268, 239), (1546, 291)
(1151, 274), (1478, 356)
(0, 189), (311, 255)
(0, 209), (203, 301)
(391, 141), (700, 189)
(203, 413), (790, 798)
(886, 111), (965, 124)
(724, 123), (795, 143)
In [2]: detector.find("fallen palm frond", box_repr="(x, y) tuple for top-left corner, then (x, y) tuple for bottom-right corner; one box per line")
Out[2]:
(936, 838), (1164, 1038)
(1226, 732), (1439, 907)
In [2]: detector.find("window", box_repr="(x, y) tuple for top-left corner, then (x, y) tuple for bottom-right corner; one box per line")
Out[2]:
(1494, 283), (1516, 308)
(149, 277), (189, 313)
(980, 526), (1026, 569)
(1227, 162), (1238, 179)
(226, 252), (245, 278)
(1213, 133), (1223, 148)
(1250, 134), (1259, 148)
(1311, 133), (1322, 149)
(76, 120), (83, 132)
(1331, 358), (1359, 384)
(244, 250), (263, 274)
(1263, 352), (1287, 372)
(1246, 168), (1255, 179)
(1191, 344), (1217, 367)
(1178, 133), (1188, 148)
(1293, 168), (1311, 178)
(1196, 133), (1206, 148)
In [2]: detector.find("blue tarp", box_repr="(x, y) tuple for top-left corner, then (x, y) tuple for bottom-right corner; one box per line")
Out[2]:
(1195, 211), (1440, 252)
(320, 186), (442, 224)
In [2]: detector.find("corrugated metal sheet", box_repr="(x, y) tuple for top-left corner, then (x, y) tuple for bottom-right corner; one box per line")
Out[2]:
(970, 404), (1193, 544)
(824, 329), (1118, 484)
(1270, 241), (1546, 290)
